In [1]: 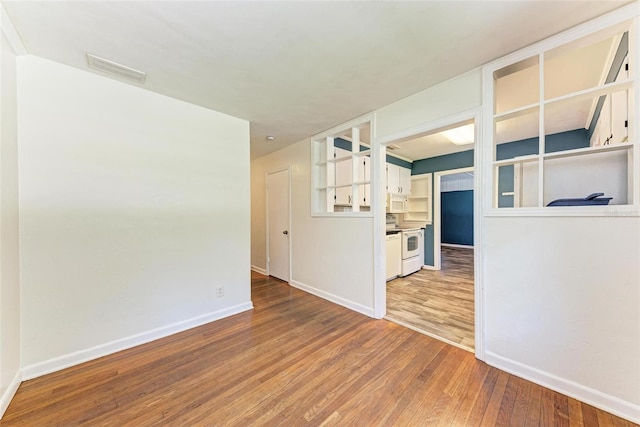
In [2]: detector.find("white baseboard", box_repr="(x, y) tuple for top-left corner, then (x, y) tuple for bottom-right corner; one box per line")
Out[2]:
(290, 279), (374, 318)
(22, 302), (254, 381)
(485, 351), (640, 424)
(0, 369), (22, 420)
(422, 265), (437, 270)
(251, 265), (267, 275)
(441, 243), (474, 249)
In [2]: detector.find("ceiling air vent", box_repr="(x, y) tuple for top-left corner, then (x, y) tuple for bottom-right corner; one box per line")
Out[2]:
(86, 53), (146, 84)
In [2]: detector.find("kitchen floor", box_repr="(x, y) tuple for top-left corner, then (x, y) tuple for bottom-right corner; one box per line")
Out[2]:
(386, 246), (474, 351)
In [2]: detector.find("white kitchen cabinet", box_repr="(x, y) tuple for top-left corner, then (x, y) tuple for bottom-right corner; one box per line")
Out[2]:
(387, 163), (411, 194)
(357, 157), (371, 206)
(386, 233), (401, 281)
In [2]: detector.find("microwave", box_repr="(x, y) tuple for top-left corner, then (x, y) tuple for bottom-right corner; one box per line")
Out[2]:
(387, 193), (408, 213)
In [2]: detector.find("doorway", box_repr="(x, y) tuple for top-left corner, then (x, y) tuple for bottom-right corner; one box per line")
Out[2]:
(267, 167), (290, 282)
(380, 114), (479, 353)
(434, 167), (474, 271)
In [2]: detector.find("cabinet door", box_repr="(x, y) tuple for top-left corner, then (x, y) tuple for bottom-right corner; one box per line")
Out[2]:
(387, 163), (400, 193)
(358, 157), (370, 206)
(611, 57), (628, 144)
(335, 148), (352, 205)
(399, 167), (411, 194)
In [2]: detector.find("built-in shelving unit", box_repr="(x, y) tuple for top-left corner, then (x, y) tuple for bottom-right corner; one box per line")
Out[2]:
(404, 173), (432, 224)
(311, 118), (373, 215)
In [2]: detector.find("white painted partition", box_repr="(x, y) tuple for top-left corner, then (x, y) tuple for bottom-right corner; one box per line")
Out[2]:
(17, 56), (252, 375)
(251, 140), (375, 316)
(484, 216), (640, 421)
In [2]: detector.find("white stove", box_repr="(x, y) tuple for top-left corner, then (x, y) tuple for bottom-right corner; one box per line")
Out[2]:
(400, 228), (423, 277)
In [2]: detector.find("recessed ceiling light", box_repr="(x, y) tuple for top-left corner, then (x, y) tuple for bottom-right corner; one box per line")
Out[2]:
(443, 124), (475, 145)
(86, 53), (146, 84)
(266, 136), (275, 141)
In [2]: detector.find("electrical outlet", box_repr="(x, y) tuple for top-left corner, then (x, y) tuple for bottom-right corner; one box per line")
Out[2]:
(215, 285), (224, 298)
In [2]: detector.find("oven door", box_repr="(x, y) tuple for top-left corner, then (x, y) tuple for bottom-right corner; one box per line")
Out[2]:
(402, 231), (421, 259)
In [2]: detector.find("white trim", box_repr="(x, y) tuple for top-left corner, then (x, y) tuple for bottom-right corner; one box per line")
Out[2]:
(384, 316), (474, 353)
(370, 114), (387, 319)
(434, 166), (474, 271)
(290, 279), (375, 318)
(0, 4), (27, 55)
(377, 109), (478, 147)
(473, 111), (486, 361)
(265, 166), (292, 282)
(251, 265), (267, 275)
(310, 212), (373, 218)
(421, 264), (437, 271)
(0, 369), (21, 420)
(485, 351), (640, 425)
(485, 205), (640, 217)
(441, 243), (474, 249)
(373, 107), (485, 360)
(21, 302), (253, 381)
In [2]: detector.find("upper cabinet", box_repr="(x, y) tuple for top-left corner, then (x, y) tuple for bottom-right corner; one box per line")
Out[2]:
(486, 12), (639, 212)
(387, 163), (411, 194)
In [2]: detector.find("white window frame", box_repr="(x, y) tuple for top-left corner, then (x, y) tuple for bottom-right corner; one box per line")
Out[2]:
(310, 114), (376, 217)
(482, 4), (640, 217)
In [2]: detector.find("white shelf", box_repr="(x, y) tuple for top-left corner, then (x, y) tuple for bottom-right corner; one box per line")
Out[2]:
(543, 141), (636, 160)
(327, 156), (352, 164)
(354, 149), (371, 157)
(494, 103), (539, 123)
(493, 79), (634, 123)
(544, 79), (634, 110)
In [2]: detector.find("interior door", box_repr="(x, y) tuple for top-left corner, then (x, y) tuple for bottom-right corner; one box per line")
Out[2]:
(267, 168), (290, 282)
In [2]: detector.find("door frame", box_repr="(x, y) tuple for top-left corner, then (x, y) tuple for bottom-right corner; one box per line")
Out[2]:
(375, 107), (485, 360)
(266, 166), (292, 282)
(433, 166), (474, 271)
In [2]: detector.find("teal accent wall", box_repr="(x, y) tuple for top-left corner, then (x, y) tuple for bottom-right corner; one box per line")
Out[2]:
(441, 190), (474, 245)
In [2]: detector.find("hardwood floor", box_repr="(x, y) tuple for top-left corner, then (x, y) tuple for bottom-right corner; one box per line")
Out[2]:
(2, 271), (635, 426)
(386, 246), (475, 350)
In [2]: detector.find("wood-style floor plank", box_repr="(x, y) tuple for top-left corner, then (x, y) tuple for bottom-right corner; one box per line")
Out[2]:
(1, 271), (636, 426)
(386, 246), (475, 350)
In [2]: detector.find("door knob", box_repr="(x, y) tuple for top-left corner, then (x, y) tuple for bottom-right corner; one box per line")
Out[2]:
(283, 230), (288, 235)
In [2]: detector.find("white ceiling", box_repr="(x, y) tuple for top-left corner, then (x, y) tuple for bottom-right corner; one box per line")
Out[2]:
(3, 0), (632, 159)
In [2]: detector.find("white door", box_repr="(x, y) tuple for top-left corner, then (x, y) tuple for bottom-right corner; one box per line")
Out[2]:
(267, 169), (290, 282)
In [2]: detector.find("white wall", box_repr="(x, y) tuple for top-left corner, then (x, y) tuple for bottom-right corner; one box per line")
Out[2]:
(18, 56), (251, 375)
(0, 30), (21, 417)
(484, 216), (640, 418)
(375, 69), (482, 139)
(251, 140), (375, 315)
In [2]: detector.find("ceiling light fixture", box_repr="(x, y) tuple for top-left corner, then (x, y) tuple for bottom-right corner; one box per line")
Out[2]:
(266, 136), (275, 141)
(442, 124), (475, 145)
(86, 53), (146, 84)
